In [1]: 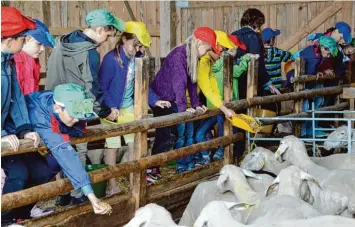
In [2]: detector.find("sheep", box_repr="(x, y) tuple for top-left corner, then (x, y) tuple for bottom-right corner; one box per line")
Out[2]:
(275, 135), (355, 217)
(266, 165), (349, 215)
(194, 201), (355, 227)
(241, 146), (355, 173)
(178, 166), (274, 226)
(124, 203), (187, 227)
(324, 126), (355, 154)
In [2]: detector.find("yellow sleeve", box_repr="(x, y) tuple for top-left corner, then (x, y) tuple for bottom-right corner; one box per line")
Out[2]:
(197, 55), (223, 108)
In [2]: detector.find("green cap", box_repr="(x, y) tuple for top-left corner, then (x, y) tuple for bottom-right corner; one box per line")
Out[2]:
(86, 9), (125, 32)
(318, 36), (338, 57)
(53, 83), (95, 120)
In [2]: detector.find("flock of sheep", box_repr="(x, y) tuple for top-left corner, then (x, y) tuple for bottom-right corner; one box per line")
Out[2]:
(125, 126), (355, 227)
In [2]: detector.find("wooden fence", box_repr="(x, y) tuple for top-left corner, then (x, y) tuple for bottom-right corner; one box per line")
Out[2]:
(1, 53), (353, 226)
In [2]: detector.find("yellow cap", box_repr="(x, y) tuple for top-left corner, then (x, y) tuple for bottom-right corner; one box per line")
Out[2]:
(125, 21), (152, 47)
(214, 30), (236, 49)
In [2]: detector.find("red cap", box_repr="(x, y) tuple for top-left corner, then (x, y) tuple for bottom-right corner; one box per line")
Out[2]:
(228, 34), (247, 51)
(194, 27), (221, 55)
(1, 7), (36, 38)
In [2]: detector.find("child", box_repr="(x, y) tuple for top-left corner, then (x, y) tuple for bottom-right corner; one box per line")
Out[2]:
(14, 19), (55, 95)
(262, 28), (292, 90)
(99, 21), (151, 194)
(45, 9), (125, 204)
(194, 31), (246, 166)
(147, 27), (218, 180)
(25, 84), (112, 215)
(1, 6), (49, 223)
(297, 36), (338, 137)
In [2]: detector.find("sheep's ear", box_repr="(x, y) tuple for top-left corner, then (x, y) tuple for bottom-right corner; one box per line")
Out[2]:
(301, 171), (321, 188)
(242, 169), (262, 180)
(265, 176), (280, 196)
(216, 173), (229, 188)
(224, 202), (254, 211)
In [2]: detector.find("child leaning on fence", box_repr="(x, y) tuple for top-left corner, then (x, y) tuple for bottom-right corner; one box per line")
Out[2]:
(14, 19), (55, 95)
(147, 27), (219, 181)
(99, 21), (151, 195)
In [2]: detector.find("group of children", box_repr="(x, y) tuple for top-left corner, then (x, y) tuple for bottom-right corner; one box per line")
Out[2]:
(1, 6), (354, 225)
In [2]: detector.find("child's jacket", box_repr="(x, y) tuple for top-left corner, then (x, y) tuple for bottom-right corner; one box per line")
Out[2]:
(14, 50), (41, 95)
(25, 91), (94, 195)
(1, 52), (32, 137)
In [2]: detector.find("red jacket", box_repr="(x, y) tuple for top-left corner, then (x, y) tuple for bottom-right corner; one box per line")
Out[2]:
(13, 51), (41, 95)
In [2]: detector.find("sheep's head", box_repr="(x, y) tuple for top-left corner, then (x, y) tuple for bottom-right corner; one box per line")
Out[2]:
(324, 126), (349, 150)
(124, 203), (177, 227)
(275, 135), (306, 163)
(194, 201), (252, 227)
(240, 147), (269, 171)
(217, 165), (261, 194)
(265, 165), (320, 204)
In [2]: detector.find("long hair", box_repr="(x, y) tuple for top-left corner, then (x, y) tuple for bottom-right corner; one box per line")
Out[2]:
(183, 35), (200, 83)
(115, 32), (136, 68)
(240, 8), (265, 30)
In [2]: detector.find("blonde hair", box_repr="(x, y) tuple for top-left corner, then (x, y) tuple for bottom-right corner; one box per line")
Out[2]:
(183, 35), (199, 83)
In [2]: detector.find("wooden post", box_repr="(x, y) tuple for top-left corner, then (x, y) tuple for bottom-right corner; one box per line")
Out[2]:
(160, 1), (176, 57)
(132, 57), (150, 209)
(343, 88), (355, 128)
(293, 58), (305, 137)
(223, 55), (233, 165)
(246, 57), (258, 153)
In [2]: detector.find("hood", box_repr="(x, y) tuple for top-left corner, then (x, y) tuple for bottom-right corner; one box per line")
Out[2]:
(1, 52), (13, 63)
(233, 26), (256, 37)
(212, 57), (223, 73)
(59, 31), (99, 57)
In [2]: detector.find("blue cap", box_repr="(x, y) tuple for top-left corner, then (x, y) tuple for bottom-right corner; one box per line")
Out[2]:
(262, 28), (281, 42)
(23, 19), (55, 47)
(335, 21), (352, 45)
(307, 33), (323, 41)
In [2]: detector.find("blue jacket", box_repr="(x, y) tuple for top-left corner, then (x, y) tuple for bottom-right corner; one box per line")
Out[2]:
(25, 91), (94, 195)
(99, 46), (131, 109)
(231, 27), (271, 99)
(1, 52), (32, 137)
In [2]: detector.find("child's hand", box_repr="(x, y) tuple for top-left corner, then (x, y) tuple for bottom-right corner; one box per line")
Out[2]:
(220, 105), (235, 118)
(269, 85), (281, 95)
(24, 132), (40, 148)
(2, 135), (20, 151)
(186, 108), (196, 114)
(155, 100), (171, 109)
(106, 108), (119, 121)
(246, 53), (260, 60)
(88, 193), (112, 215)
(196, 105), (208, 113)
(324, 69), (335, 77)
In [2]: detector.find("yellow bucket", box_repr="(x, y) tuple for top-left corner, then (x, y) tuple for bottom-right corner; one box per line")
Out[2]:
(226, 114), (261, 133)
(101, 113), (135, 125)
(250, 108), (276, 133)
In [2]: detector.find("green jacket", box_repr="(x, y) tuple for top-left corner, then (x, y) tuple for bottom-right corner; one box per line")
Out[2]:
(210, 54), (251, 105)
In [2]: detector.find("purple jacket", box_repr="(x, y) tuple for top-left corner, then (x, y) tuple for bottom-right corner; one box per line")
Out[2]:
(148, 45), (200, 112)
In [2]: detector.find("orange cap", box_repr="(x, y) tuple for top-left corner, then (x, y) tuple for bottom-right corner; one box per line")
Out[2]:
(194, 27), (221, 55)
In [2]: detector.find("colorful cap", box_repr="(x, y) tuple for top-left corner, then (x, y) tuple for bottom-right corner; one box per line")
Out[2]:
(53, 83), (95, 120)
(1, 7), (36, 38)
(319, 36), (338, 57)
(262, 28), (280, 42)
(23, 19), (55, 47)
(307, 33), (323, 41)
(194, 27), (220, 55)
(335, 22), (352, 45)
(125, 21), (151, 47)
(86, 9), (125, 32)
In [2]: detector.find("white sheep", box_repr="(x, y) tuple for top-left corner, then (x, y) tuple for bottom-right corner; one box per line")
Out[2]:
(266, 165), (349, 215)
(275, 135), (355, 217)
(124, 203), (186, 227)
(241, 146), (355, 173)
(178, 166), (274, 226)
(324, 126), (355, 154)
(194, 201), (355, 227)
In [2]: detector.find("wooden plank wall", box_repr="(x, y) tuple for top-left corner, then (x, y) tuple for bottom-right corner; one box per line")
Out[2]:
(177, 1), (355, 52)
(7, 0), (161, 75)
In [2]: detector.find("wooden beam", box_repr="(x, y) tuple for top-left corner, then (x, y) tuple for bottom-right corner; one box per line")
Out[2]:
(49, 27), (160, 37)
(187, 1), (325, 8)
(1, 85), (347, 156)
(1, 133), (243, 212)
(293, 58), (305, 137)
(279, 3), (342, 50)
(223, 55), (233, 165)
(160, 1), (177, 57)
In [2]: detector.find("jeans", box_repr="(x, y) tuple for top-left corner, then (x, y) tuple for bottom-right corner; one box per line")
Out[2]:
(175, 121), (195, 167)
(195, 115), (224, 159)
(1, 153), (61, 223)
